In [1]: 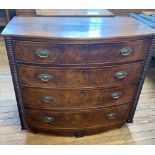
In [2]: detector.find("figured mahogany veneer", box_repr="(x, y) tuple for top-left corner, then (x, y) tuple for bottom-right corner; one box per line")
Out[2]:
(22, 83), (137, 109)
(2, 16), (155, 137)
(13, 39), (151, 65)
(18, 63), (143, 88)
(25, 103), (130, 135)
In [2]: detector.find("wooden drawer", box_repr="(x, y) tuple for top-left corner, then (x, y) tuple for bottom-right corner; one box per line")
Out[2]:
(13, 39), (150, 65)
(22, 83), (137, 109)
(18, 63), (143, 88)
(25, 103), (130, 129)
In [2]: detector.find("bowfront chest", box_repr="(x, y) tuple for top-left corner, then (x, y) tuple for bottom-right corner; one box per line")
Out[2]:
(1, 17), (155, 137)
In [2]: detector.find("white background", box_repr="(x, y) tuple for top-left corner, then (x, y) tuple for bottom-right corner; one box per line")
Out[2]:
(0, 0), (155, 9)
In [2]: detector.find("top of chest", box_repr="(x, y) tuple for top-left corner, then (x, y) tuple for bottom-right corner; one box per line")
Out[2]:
(1, 16), (155, 40)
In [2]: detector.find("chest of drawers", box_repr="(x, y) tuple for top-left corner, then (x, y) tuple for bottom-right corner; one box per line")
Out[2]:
(1, 17), (155, 137)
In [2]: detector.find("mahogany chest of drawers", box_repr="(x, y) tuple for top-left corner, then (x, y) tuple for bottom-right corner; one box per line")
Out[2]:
(1, 17), (155, 137)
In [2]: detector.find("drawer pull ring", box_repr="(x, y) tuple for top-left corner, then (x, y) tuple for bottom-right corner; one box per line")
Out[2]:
(42, 116), (55, 123)
(111, 92), (122, 99)
(41, 96), (55, 103)
(114, 71), (127, 79)
(120, 47), (132, 56)
(38, 74), (54, 82)
(35, 49), (50, 58)
(106, 113), (117, 120)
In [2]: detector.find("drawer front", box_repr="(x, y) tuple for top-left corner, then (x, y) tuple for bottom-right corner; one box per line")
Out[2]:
(18, 63), (143, 88)
(25, 103), (130, 129)
(13, 39), (150, 64)
(22, 83), (137, 109)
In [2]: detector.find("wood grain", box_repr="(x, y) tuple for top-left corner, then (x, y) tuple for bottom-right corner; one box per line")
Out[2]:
(25, 104), (130, 136)
(1, 39), (155, 144)
(1, 17), (155, 39)
(22, 83), (137, 110)
(17, 63), (143, 88)
(13, 39), (151, 65)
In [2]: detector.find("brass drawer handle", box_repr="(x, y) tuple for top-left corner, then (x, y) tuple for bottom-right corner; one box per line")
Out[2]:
(35, 49), (50, 58)
(111, 92), (122, 99)
(120, 47), (132, 56)
(41, 96), (55, 103)
(42, 116), (55, 123)
(106, 113), (117, 120)
(114, 71), (128, 79)
(37, 74), (54, 82)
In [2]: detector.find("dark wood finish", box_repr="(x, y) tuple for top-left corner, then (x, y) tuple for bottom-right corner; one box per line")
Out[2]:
(18, 63), (143, 88)
(4, 37), (27, 129)
(13, 39), (151, 65)
(22, 83), (137, 110)
(36, 9), (114, 17)
(12, 36), (153, 44)
(127, 14), (155, 122)
(1, 17), (155, 39)
(127, 36), (155, 123)
(2, 16), (155, 136)
(29, 122), (125, 136)
(25, 103), (130, 131)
